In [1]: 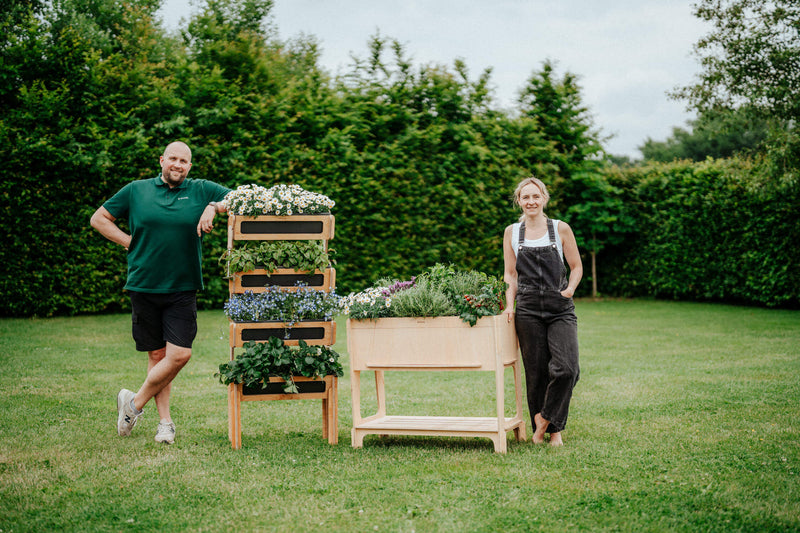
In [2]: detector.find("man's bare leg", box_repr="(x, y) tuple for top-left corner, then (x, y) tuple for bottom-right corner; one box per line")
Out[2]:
(133, 342), (191, 412)
(145, 347), (172, 422)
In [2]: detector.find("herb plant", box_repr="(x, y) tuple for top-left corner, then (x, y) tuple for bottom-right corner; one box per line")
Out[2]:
(387, 277), (457, 317)
(342, 264), (506, 326)
(216, 338), (344, 393)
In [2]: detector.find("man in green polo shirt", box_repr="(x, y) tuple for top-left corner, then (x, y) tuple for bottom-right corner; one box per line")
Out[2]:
(90, 141), (231, 444)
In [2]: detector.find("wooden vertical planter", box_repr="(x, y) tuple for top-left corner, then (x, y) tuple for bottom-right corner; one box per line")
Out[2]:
(226, 213), (339, 448)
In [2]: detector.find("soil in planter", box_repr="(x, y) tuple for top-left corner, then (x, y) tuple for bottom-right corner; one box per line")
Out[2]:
(243, 380), (327, 395)
(240, 220), (324, 235)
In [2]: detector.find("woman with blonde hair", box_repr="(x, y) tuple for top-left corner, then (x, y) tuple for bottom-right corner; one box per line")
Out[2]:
(503, 176), (583, 446)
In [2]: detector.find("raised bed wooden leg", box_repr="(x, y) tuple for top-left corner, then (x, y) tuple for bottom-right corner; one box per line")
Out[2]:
(513, 360), (527, 441)
(493, 434), (508, 453)
(321, 375), (338, 444)
(229, 383), (242, 450)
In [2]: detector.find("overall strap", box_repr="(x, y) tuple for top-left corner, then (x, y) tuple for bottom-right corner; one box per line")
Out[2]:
(546, 218), (556, 244)
(518, 221), (526, 247)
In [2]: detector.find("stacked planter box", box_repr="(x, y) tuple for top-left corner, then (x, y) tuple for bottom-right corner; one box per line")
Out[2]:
(226, 213), (338, 449)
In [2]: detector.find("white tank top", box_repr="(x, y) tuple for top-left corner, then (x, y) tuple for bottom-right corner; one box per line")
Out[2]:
(512, 219), (563, 258)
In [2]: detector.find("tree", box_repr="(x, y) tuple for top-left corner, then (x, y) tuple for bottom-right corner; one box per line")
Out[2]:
(0, 0), (180, 315)
(673, 0), (800, 122)
(517, 61), (623, 296)
(672, 0), (800, 176)
(561, 171), (634, 297)
(517, 60), (604, 182)
(640, 107), (770, 162)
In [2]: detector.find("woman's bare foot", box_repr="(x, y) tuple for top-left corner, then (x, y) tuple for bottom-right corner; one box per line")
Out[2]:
(549, 432), (563, 446)
(533, 413), (549, 444)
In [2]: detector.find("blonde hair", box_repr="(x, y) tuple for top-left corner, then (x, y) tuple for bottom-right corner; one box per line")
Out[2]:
(512, 176), (550, 220)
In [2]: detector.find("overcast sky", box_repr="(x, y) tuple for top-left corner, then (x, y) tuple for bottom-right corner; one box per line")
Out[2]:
(157, 0), (711, 158)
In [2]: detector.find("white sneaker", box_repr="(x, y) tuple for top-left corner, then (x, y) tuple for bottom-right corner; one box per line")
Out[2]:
(116, 389), (142, 436)
(155, 421), (176, 444)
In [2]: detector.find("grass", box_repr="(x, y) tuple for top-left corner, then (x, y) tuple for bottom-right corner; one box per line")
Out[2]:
(1, 299), (798, 532)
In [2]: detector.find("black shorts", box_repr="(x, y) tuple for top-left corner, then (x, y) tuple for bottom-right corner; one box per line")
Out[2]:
(129, 291), (198, 351)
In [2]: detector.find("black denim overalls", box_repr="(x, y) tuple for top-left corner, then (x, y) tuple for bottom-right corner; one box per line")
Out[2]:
(514, 218), (580, 433)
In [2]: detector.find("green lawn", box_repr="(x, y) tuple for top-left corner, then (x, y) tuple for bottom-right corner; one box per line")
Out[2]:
(1, 300), (798, 532)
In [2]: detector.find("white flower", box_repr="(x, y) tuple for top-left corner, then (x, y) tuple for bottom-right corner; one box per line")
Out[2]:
(225, 183), (335, 215)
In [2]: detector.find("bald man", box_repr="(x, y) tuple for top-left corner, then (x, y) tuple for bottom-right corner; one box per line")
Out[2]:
(91, 141), (231, 444)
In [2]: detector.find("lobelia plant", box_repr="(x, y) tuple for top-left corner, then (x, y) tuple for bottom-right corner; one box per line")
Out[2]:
(216, 338), (344, 393)
(224, 285), (340, 325)
(225, 183), (335, 216)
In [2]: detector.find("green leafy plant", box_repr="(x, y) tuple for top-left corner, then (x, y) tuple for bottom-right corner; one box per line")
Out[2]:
(220, 240), (334, 277)
(454, 283), (506, 327)
(216, 337), (344, 393)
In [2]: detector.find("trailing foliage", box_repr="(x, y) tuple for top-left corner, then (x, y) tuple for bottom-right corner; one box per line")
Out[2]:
(220, 240), (333, 277)
(216, 337), (344, 394)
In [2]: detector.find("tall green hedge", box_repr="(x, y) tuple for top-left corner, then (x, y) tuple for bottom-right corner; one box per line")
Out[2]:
(0, 1), (558, 317)
(2, 1), (797, 317)
(597, 159), (800, 307)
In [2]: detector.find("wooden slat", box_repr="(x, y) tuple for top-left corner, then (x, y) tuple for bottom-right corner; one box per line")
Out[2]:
(357, 415), (522, 432)
(230, 214), (334, 241)
(230, 320), (336, 347)
(364, 363), (483, 369)
(229, 268), (335, 293)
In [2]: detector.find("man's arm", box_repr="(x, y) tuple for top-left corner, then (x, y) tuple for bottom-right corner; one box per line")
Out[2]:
(196, 199), (228, 236)
(90, 206), (132, 249)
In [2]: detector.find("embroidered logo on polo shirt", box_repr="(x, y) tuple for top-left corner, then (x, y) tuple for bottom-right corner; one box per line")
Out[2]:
(178, 196), (189, 200)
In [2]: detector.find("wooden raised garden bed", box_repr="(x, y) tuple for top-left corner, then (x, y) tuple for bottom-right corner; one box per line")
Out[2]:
(226, 210), (338, 449)
(347, 314), (526, 453)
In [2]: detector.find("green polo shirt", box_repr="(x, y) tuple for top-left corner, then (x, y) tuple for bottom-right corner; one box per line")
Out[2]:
(103, 176), (231, 293)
